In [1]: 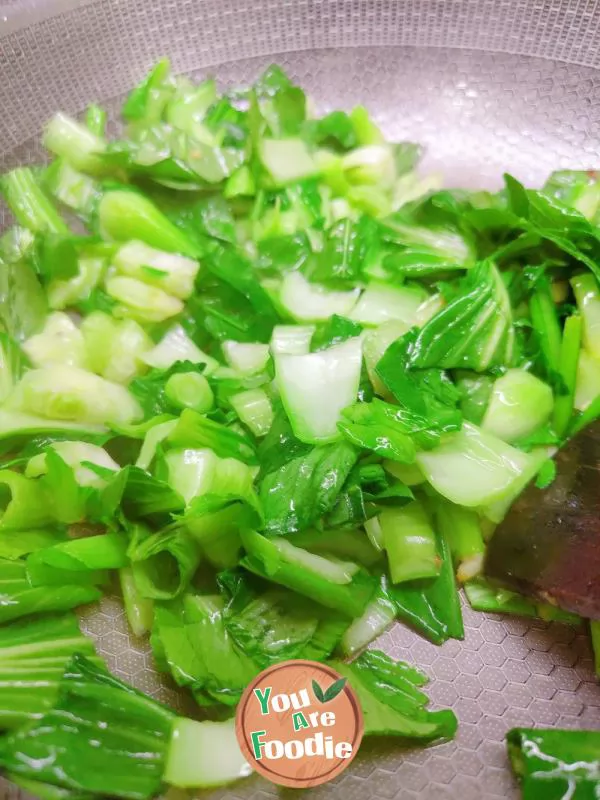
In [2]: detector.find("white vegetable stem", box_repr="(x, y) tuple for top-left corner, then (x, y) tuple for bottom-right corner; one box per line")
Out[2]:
(165, 717), (251, 789)
(270, 324), (315, 356)
(276, 336), (363, 443)
(142, 325), (218, 373)
(350, 281), (427, 326)
(481, 369), (553, 443)
(572, 273), (600, 359)
(416, 422), (541, 508)
(279, 271), (360, 322)
(113, 240), (199, 300)
(222, 341), (269, 374)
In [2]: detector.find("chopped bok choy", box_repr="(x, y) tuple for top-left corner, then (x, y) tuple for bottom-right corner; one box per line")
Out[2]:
(0, 59), (596, 799)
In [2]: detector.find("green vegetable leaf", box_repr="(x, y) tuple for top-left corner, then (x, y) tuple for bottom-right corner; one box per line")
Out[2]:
(177, 494), (256, 569)
(408, 260), (514, 371)
(185, 195), (236, 244)
(204, 246), (280, 339)
(534, 458), (557, 489)
(0, 528), (66, 560)
(463, 578), (579, 623)
(1, 167), (69, 236)
(168, 408), (258, 465)
(255, 233), (312, 276)
(34, 234), (81, 282)
(252, 65), (307, 138)
(309, 217), (378, 287)
(219, 569), (348, 667)
(0, 654), (175, 800)
(329, 650), (457, 740)
(327, 461), (413, 527)
(456, 371), (493, 425)
(286, 525), (381, 567)
(503, 173), (600, 282)
(38, 448), (89, 525)
(129, 361), (204, 419)
(0, 469), (54, 530)
(259, 440), (358, 535)
(26, 531), (128, 588)
(0, 612), (100, 730)
(241, 528), (376, 617)
(186, 274), (277, 343)
(127, 522), (201, 599)
(381, 210), (474, 276)
(82, 462), (183, 522)
(311, 314), (363, 352)
(0, 258), (47, 342)
(338, 399), (421, 461)
(0, 558), (101, 624)
(257, 406), (312, 478)
(305, 111), (358, 151)
(0, 226), (35, 264)
(543, 169), (600, 221)
(507, 727), (600, 799)
(380, 500), (440, 584)
(375, 334), (463, 434)
(152, 593), (257, 707)
(122, 58), (173, 123)
(391, 517), (464, 642)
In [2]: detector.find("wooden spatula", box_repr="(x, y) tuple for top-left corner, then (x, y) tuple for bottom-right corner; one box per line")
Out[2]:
(484, 421), (600, 620)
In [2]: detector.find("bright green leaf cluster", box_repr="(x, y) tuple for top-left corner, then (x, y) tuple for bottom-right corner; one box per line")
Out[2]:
(1, 59), (599, 800)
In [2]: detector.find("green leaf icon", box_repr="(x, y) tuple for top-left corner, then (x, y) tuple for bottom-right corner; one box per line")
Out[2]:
(323, 677), (347, 702)
(312, 677), (347, 703)
(312, 679), (325, 703)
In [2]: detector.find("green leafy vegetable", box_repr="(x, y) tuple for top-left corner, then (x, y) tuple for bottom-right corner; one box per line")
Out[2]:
(275, 336), (363, 443)
(481, 369), (554, 444)
(120, 565), (154, 638)
(0, 257), (48, 342)
(97, 189), (200, 257)
(309, 216), (377, 286)
(416, 422), (544, 510)
(408, 260), (514, 371)
(379, 500), (440, 584)
(127, 522), (201, 599)
(389, 516), (464, 643)
(330, 650), (457, 740)
(26, 530), (129, 587)
(464, 578), (578, 625)
(310, 314), (363, 351)
(0, 558), (100, 624)
(375, 332), (463, 433)
(129, 361), (206, 419)
(0, 528), (66, 560)
(0, 654), (175, 799)
(507, 727), (600, 799)
(0, 613), (100, 729)
(433, 498), (484, 583)
(340, 581), (396, 655)
(168, 409), (258, 464)
(1, 168), (68, 235)
(4, 60), (600, 797)
(152, 592), (256, 706)
(219, 569), (348, 667)
(240, 528), (376, 617)
(259, 440), (358, 535)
